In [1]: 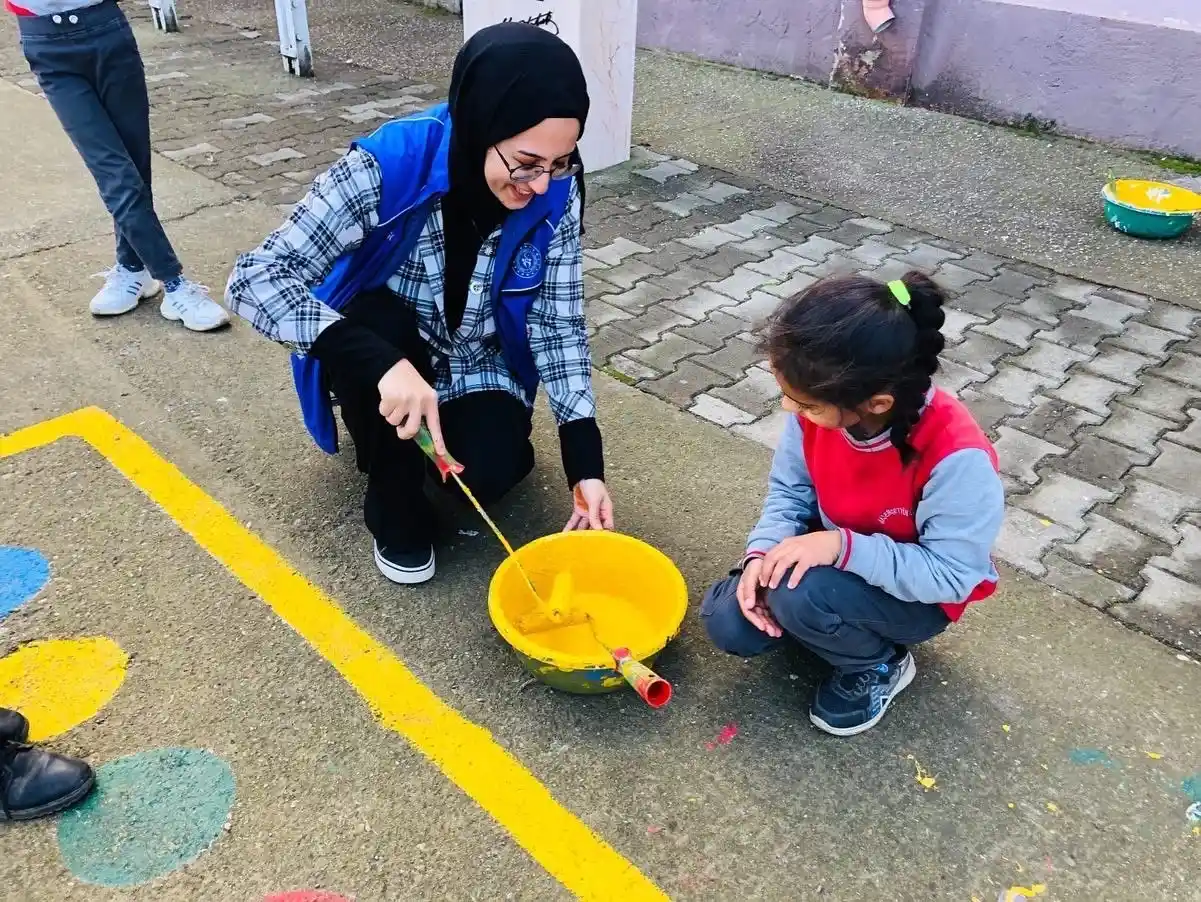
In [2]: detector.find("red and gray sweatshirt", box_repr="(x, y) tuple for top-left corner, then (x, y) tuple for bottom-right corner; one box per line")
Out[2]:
(5, 0), (103, 16)
(745, 388), (1004, 622)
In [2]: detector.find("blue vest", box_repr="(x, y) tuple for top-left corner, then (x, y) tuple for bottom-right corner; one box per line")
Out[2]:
(291, 103), (574, 454)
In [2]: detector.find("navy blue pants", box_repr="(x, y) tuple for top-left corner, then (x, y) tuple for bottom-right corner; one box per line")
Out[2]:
(19, 1), (182, 280)
(701, 566), (950, 670)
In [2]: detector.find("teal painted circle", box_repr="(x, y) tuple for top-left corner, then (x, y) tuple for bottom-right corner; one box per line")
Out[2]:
(57, 748), (235, 888)
(0, 545), (50, 619)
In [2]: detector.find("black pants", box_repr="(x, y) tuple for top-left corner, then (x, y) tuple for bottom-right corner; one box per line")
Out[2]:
(327, 291), (535, 550)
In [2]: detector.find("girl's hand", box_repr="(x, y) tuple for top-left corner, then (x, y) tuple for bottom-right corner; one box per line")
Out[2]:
(760, 531), (842, 590)
(737, 558), (783, 637)
(564, 479), (615, 531)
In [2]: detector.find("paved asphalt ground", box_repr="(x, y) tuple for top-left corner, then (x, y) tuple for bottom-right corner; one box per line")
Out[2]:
(1, 6), (1200, 901)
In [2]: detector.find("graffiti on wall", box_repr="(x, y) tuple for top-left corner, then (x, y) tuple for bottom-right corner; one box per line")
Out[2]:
(502, 0), (559, 35)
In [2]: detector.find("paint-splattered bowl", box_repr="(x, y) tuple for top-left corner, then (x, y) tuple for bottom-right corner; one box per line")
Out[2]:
(488, 531), (688, 694)
(1102, 179), (1201, 239)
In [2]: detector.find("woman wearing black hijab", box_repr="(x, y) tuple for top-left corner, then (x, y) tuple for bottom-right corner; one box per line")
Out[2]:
(227, 24), (613, 585)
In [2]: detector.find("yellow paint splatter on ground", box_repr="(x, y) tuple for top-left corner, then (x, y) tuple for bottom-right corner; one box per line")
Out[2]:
(1045, 802), (1059, 813)
(1002, 724), (1011, 733)
(1145, 751), (1163, 760)
(0, 636), (127, 740)
(1002, 884), (1047, 900)
(906, 755), (937, 791)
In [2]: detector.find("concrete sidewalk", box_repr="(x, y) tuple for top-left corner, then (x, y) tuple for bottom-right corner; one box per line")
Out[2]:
(1, 15), (1200, 902)
(164, 0), (1201, 307)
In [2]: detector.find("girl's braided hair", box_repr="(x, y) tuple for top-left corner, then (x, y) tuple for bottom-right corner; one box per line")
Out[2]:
(760, 270), (947, 465)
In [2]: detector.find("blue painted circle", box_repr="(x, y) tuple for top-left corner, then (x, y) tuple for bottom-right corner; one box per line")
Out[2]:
(57, 748), (236, 888)
(0, 546), (50, 619)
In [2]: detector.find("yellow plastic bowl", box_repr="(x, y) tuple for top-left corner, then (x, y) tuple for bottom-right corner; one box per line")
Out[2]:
(488, 531), (688, 694)
(1105, 178), (1201, 215)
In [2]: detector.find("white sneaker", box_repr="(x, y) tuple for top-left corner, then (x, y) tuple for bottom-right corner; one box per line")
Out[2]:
(160, 279), (231, 332)
(90, 266), (162, 316)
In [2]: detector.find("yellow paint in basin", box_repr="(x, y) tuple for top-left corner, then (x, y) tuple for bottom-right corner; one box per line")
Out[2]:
(489, 531), (688, 673)
(1107, 179), (1201, 215)
(522, 592), (655, 658)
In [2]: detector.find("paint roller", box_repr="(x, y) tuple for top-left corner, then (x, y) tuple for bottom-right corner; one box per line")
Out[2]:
(415, 425), (588, 634)
(543, 571), (675, 709)
(415, 426), (674, 708)
(611, 647), (673, 709)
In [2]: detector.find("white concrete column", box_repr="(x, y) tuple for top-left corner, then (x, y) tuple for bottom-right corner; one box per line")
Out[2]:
(148, 0), (179, 33)
(463, 0), (638, 173)
(274, 0), (314, 77)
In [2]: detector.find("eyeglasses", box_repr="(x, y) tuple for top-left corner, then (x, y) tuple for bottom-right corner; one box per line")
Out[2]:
(493, 145), (581, 183)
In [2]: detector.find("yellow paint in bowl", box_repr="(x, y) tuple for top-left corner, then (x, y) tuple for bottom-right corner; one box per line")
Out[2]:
(1107, 179), (1201, 215)
(0, 637), (128, 740)
(489, 531), (688, 673)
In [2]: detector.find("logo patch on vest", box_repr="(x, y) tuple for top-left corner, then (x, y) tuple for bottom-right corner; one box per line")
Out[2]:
(878, 507), (912, 527)
(512, 243), (543, 280)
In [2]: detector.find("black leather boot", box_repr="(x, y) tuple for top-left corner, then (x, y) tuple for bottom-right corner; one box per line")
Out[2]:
(1, 741), (94, 821)
(0, 709), (29, 744)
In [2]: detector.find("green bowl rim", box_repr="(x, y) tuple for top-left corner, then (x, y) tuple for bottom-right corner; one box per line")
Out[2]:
(1101, 183), (1200, 219)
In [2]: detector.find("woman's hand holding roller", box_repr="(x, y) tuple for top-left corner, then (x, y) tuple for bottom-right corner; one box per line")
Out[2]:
(378, 359), (446, 454)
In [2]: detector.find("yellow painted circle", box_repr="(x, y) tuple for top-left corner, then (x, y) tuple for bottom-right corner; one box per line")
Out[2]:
(0, 637), (128, 741)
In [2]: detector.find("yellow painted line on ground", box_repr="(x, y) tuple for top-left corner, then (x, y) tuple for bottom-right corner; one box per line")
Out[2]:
(1, 407), (668, 902)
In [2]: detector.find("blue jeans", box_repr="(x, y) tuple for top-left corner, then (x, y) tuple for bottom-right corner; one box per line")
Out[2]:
(701, 566), (950, 670)
(19, 1), (182, 280)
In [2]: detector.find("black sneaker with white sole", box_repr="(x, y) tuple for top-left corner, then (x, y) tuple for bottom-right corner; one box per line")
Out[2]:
(373, 541), (436, 585)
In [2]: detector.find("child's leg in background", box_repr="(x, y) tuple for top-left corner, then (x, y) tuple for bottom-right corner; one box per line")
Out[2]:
(769, 567), (950, 735)
(97, 15), (171, 279)
(20, 4), (182, 282)
(763, 567), (950, 670)
(701, 565), (950, 735)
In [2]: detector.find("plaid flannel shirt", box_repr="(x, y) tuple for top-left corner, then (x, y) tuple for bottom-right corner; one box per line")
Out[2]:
(225, 148), (596, 426)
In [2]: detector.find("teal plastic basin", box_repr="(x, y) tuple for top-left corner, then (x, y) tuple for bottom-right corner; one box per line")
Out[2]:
(1102, 183), (1195, 240)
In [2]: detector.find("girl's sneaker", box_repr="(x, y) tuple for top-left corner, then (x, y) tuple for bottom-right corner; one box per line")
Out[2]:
(809, 648), (915, 737)
(90, 265), (162, 316)
(160, 279), (231, 332)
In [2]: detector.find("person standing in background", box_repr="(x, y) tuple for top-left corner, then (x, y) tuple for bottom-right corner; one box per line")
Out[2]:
(10, 0), (230, 331)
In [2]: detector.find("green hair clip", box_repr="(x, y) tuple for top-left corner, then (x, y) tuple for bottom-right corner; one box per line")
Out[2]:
(887, 280), (911, 307)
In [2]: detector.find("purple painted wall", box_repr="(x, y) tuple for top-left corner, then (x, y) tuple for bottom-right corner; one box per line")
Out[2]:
(635, 0), (839, 84)
(635, 0), (1201, 158)
(912, 0), (1201, 158)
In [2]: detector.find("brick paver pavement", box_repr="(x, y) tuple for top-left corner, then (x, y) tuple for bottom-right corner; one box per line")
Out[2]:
(3, 10), (1199, 655)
